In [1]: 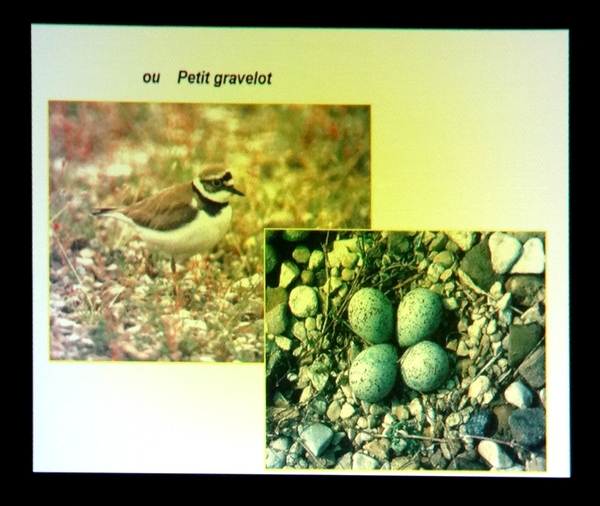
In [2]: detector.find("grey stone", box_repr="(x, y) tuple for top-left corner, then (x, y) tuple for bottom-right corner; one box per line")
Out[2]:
(311, 399), (328, 416)
(463, 410), (496, 437)
(518, 346), (546, 389)
(440, 270), (453, 283)
(299, 423), (334, 457)
(430, 282), (444, 295)
(354, 431), (374, 445)
(459, 236), (502, 292)
(477, 440), (514, 469)
(505, 275), (545, 307)
(270, 437), (292, 452)
(498, 307), (513, 327)
(504, 381), (534, 409)
(508, 323), (543, 367)
(335, 452), (353, 469)
(509, 407), (546, 447)
(266, 447), (286, 468)
(352, 452), (380, 470)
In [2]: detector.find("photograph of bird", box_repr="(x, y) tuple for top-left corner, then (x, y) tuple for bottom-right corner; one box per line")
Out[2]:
(93, 165), (245, 295)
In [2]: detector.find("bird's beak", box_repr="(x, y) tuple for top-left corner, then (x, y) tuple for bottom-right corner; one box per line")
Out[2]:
(230, 185), (245, 197)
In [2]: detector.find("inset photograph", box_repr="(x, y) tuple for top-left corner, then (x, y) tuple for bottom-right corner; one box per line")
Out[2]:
(48, 103), (370, 362)
(265, 230), (546, 471)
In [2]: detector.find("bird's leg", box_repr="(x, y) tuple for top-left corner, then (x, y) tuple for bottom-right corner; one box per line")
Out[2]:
(144, 250), (157, 278)
(171, 256), (179, 298)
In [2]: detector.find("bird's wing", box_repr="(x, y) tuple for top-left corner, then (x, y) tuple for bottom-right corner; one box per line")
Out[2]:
(123, 182), (198, 231)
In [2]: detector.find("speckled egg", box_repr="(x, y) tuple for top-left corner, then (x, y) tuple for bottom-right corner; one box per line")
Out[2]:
(349, 344), (399, 403)
(348, 288), (394, 344)
(400, 341), (449, 392)
(396, 288), (442, 347)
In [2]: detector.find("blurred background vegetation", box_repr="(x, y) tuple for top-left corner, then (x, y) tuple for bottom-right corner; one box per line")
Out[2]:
(49, 102), (370, 232)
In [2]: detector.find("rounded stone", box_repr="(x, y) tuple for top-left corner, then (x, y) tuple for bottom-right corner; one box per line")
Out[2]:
(510, 238), (545, 274)
(348, 288), (394, 344)
(308, 250), (325, 270)
(463, 410), (496, 437)
(397, 288), (442, 347)
(292, 245), (311, 264)
(508, 407), (546, 447)
(349, 344), (399, 403)
(432, 250), (455, 269)
(288, 286), (319, 318)
(400, 341), (449, 393)
(488, 232), (523, 274)
(300, 269), (315, 286)
(504, 381), (534, 409)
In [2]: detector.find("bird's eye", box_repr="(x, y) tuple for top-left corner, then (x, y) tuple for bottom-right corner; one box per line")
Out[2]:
(213, 180), (223, 188)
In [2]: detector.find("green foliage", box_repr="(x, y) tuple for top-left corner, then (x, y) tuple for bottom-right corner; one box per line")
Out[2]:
(390, 419), (422, 455)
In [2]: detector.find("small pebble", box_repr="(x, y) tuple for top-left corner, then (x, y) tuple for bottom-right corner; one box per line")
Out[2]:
(468, 376), (491, 398)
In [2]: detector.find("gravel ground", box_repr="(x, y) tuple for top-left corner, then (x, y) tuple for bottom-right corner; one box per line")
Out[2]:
(265, 230), (546, 471)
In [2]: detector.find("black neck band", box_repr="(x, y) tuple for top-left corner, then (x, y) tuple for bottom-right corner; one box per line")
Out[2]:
(192, 183), (229, 217)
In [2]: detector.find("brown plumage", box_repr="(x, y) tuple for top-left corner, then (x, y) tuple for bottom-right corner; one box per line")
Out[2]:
(93, 166), (245, 282)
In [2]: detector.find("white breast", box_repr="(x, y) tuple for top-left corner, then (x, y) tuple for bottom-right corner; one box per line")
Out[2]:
(135, 205), (233, 260)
